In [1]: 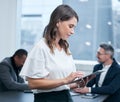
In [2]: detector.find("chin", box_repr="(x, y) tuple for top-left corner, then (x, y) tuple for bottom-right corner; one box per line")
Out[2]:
(97, 60), (101, 63)
(98, 60), (103, 64)
(61, 38), (67, 40)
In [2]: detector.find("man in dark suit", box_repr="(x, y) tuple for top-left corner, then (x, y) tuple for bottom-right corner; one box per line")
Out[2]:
(0, 49), (30, 91)
(74, 43), (120, 102)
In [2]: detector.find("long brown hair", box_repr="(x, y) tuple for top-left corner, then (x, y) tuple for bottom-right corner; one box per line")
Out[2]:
(43, 4), (79, 55)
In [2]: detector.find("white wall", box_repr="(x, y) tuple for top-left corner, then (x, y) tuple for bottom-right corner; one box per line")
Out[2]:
(0, 0), (21, 61)
(74, 60), (98, 75)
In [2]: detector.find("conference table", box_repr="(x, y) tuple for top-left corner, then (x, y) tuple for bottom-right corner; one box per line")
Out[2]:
(0, 91), (108, 102)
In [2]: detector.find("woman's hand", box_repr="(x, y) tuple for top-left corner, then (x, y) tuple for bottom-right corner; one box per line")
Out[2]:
(64, 71), (84, 84)
(76, 73), (96, 88)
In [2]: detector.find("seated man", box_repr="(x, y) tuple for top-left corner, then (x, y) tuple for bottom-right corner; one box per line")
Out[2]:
(74, 43), (120, 102)
(0, 49), (30, 91)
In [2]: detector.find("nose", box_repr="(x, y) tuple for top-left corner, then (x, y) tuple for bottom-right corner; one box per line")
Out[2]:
(20, 61), (25, 66)
(71, 29), (74, 34)
(96, 53), (99, 57)
(96, 55), (98, 58)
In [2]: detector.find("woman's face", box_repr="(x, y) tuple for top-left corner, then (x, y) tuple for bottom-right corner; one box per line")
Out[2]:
(56, 17), (77, 40)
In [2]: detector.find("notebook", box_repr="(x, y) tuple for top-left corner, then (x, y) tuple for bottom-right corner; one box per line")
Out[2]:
(81, 93), (100, 99)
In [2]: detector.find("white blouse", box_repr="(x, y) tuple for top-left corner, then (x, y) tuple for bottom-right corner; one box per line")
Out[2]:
(20, 38), (76, 93)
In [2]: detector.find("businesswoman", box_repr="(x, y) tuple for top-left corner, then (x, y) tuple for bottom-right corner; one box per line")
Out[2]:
(20, 4), (83, 102)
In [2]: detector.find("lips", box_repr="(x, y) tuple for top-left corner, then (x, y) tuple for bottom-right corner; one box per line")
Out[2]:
(67, 34), (71, 37)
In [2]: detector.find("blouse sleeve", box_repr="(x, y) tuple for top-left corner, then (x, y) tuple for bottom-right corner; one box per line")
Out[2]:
(20, 44), (49, 79)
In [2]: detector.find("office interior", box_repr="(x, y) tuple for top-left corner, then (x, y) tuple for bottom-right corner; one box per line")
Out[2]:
(0, 0), (120, 73)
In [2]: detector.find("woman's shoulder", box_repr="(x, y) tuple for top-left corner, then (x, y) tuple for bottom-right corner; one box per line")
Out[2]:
(33, 38), (49, 51)
(35, 38), (47, 47)
(28, 38), (48, 57)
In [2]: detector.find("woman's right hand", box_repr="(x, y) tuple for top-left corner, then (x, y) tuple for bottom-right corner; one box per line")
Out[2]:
(64, 71), (84, 84)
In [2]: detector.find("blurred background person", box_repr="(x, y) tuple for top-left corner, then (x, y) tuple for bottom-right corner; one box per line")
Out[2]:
(0, 49), (30, 91)
(74, 43), (120, 102)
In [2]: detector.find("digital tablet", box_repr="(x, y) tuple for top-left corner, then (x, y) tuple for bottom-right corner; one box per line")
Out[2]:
(70, 70), (104, 84)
